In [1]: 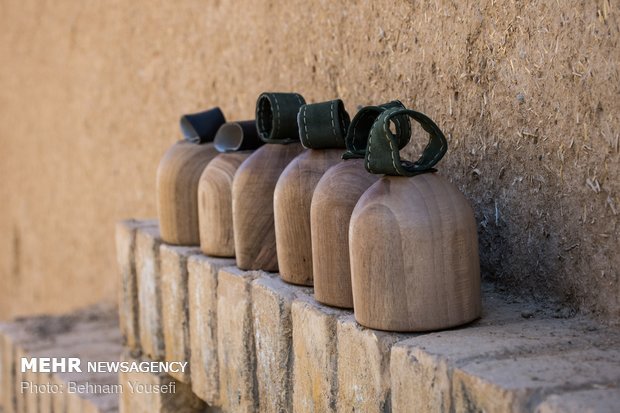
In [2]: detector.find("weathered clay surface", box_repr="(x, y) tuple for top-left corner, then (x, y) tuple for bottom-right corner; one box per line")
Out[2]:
(0, 1), (618, 325)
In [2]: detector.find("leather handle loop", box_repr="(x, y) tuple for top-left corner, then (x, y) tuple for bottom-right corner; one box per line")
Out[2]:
(256, 92), (306, 144)
(343, 100), (411, 159)
(213, 120), (264, 153)
(366, 108), (448, 176)
(180, 107), (226, 144)
(297, 99), (349, 149)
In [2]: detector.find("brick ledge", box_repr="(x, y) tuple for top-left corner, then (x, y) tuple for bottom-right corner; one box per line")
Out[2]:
(118, 219), (620, 413)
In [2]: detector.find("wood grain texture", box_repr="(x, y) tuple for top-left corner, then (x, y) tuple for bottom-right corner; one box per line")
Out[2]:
(274, 149), (344, 286)
(156, 140), (219, 245)
(310, 159), (379, 308)
(232, 143), (305, 271)
(349, 173), (482, 332)
(198, 152), (252, 257)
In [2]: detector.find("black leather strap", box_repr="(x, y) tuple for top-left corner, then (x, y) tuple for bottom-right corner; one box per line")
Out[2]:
(297, 99), (349, 149)
(256, 92), (306, 144)
(365, 107), (447, 176)
(180, 107), (226, 144)
(213, 120), (264, 152)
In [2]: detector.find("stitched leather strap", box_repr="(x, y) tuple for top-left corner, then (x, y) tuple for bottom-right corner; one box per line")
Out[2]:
(366, 107), (447, 176)
(256, 92), (306, 144)
(343, 100), (411, 159)
(297, 99), (349, 149)
(180, 107), (226, 144)
(213, 120), (264, 152)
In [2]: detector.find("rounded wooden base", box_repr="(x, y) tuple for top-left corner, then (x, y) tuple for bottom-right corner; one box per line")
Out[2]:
(274, 149), (344, 286)
(350, 173), (482, 332)
(156, 140), (219, 245)
(198, 152), (252, 257)
(310, 159), (379, 308)
(232, 143), (305, 271)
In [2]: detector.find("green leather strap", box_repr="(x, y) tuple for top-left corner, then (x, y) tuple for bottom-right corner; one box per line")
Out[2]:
(256, 92), (306, 144)
(366, 107), (447, 176)
(297, 99), (349, 149)
(343, 100), (411, 159)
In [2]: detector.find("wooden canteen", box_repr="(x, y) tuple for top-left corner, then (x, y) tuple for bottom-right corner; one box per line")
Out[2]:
(311, 101), (409, 307)
(349, 107), (481, 332)
(198, 121), (263, 257)
(232, 92), (306, 271)
(156, 107), (225, 245)
(274, 99), (350, 286)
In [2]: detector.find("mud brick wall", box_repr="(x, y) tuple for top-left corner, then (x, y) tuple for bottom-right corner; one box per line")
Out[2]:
(112, 220), (620, 412)
(0, 0), (618, 323)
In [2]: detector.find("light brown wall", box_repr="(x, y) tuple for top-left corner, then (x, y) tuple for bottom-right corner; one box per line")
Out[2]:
(0, 0), (618, 322)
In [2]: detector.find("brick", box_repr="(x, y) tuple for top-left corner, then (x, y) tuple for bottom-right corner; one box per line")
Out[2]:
(51, 374), (67, 413)
(82, 393), (118, 413)
(390, 316), (620, 413)
(0, 330), (16, 413)
(115, 219), (157, 352)
(24, 368), (49, 413)
(388, 290), (583, 413)
(0, 306), (122, 413)
(136, 225), (165, 360)
(187, 255), (235, 405)
(118, 351), (206, 413)
(336, 315), (405, 412)
(0, 331), (4, 410)
(534, 388), (620, 413)
(251, 276), (311, 413)
(54, 366), (122, 413)
(37, 372), (53, 413)
(291, 295), (349, 413)
(66, 393), (91, 413)
(452, 348), (620, 412)
(160, 244), (200, 383)
(81, 398), (103, 413)
(21, 307), (121, 413)
(53, 369), (120, 413)
(391, 341), (447, 413)
(15, 346), (27, 413)
(216, 267), (261, 413)
(66, 393), (84, 413)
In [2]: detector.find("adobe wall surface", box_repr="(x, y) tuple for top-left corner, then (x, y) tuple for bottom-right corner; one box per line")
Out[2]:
(0, 0), (618, 322)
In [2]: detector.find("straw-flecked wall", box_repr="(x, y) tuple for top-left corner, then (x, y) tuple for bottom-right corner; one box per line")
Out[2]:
(0, 0), (617, 322)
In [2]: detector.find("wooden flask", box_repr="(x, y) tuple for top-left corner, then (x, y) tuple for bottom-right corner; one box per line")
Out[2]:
(197, 121), (262, 257)
(274, 149), (343, 285)
(156, 108), (225, 245)
(311, 160), (378, 306)
(350, 107), (481, 331)
(274, 99), (350, 286)
(311, 102), (406, 307)
(232, 92), (306, 271)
